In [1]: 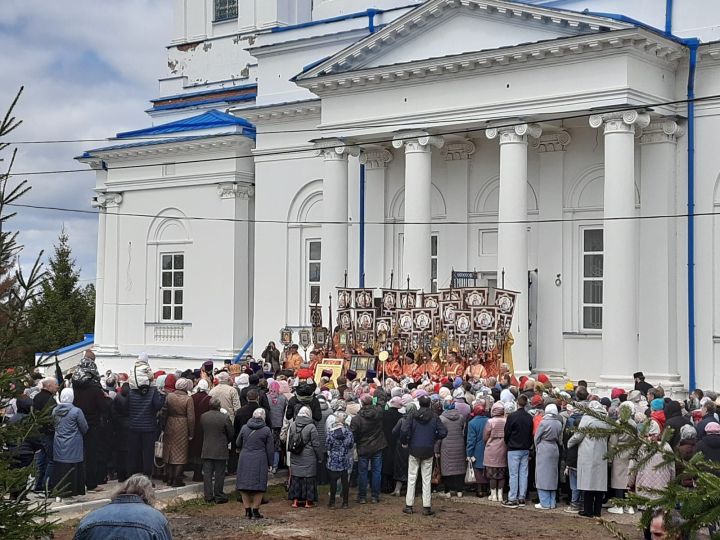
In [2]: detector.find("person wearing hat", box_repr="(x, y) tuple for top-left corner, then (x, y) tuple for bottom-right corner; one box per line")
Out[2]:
(261, 342), (281, 374)
(696, 422), (720, 465)
(628, 421), (675, 504)
(534, 403), (563, 509)
(696, 400), (719, 440)
(326, 419), (355, 509)
(384, 354), (403, 380)
(402, 353), (421, 383)
(633, 372), (653, 397)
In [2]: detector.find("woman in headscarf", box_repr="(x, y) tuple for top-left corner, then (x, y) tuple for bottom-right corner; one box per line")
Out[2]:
(267, 379), (288, 474)
(437, 397), (466, 498)
(466, 400), (489, 497)
(568, 400), (610, 517)
(675, 424), (698, 488)
(608, 401), (637, 514)
(52, 388), (89, 499)
(162, 377), (195, 487)
(483, 401), (508, 502)
(382, 396), (404, 495)
(287, 406), (322, 508)
(629, 421), (675, 501)
(236, 408), (274, 519)
(534, 403), (563, 509)
(189, 379), (211, 481)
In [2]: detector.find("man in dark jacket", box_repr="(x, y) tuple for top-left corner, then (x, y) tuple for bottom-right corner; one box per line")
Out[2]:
(232, 389), (267, 473)
(563, 406), (584, 513)
(350, 395), (387, 504)
(261, 342), (281, 374)
(32, 377), (58, 491)
(239, 375), (270, 413)
(285, 374), (321, 422)
(400, 396), (447, 515)
(503, 394), (533, 507)
(201, 398), (233, 503)
(696, 422), (720, 469)
(633, 372), (653, 397)
(664, 400), (692, 449)
(125, 381), (165, 479)
(697, 401), (719, 440)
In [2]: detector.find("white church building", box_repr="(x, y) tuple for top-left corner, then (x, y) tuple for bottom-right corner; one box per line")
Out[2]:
(79, 0), (720, 393)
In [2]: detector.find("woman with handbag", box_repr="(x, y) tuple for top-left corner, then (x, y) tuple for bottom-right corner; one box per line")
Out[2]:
(162, 378), (195, 487)
(482, 401), (508, 503)
(533, 403), (564, 509)
(466, 400), (490, 497)
(437, 398), (467, 498)
(287, 406), (322, 508)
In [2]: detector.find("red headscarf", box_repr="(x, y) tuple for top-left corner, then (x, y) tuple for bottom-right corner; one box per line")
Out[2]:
(472, 402), (486, 418)
(164, 374), (177, 391)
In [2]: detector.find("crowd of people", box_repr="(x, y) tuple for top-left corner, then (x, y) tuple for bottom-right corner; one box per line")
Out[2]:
(4, 344), (720, 539)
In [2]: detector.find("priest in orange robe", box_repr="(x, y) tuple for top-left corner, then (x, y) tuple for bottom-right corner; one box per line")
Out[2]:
(445, 352), (465, 379)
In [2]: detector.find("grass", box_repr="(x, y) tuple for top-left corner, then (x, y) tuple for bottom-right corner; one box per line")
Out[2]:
(164, 496), (214, 514)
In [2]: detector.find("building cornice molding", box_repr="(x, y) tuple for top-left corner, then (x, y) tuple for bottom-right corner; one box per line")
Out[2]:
(240, 101), (322, 123)
(217, 182), (255, 199)
(297, 28), (684, 95)
(639, 118), (685, 145)
(102, 171), (254, 192)
(297, 0), (633, 83)
(82, 135), (253, 162)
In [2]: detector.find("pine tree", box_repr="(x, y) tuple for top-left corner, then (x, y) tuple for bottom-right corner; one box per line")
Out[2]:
(0, 88), (56, 538)
(28, 227), (95, 354)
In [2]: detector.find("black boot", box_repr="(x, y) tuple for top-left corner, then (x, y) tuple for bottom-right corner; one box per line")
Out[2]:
(252, 508), (264, 519)
(245, 508), (253, 520)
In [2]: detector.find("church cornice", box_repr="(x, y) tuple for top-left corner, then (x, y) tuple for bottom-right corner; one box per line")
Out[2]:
(297, 28), (684, 95)
(240, 101), (321, 123)
(80, 135), (252, 162)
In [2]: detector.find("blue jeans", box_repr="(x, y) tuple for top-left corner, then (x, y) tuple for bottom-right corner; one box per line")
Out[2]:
(507, 450), (529, 502)
(357, 451), (382, 501)
(568, 468), (582, 506)
(538, 489), (556, 508)
(34, 435), (54, 491)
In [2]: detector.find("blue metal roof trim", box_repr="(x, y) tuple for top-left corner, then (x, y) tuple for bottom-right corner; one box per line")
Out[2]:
(269, 4), (417, 33)
(117, 110), (255, 139)
(151, 83), (258, 103)
(80, 131), (254, 158)
(35, 333), (94, 358)
(147, 92), (257, 113)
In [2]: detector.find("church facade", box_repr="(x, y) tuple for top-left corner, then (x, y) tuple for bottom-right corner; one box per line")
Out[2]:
(80, 0), (720, 393)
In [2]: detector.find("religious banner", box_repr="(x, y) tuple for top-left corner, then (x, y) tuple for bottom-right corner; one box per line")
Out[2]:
(399, 290), (418, 309)
(494, 289), (518, 315)
(463, 288), (489, 309)
(497, 313), (513, 334)
(356, 330), (372, 347)
(397, 310), (413, 334)
(381, 289), (398, 313)
(423, 293), (440, 309)
(349, 355), (376, 381)
(440, 288), (462, 302)
(309, 305), (323, 328)
(353, 289), (374, 310)
(440, 300), (461, 326)
(375, 317), (393, 337)
(355, 309), (375, 333)
(298, 328), (311, 349)
(312, 327), (328, 348)
(337, 288), (352, 310)
(454, 310), (472, 335)
(314, 358), (344, 386)
(472, 306), (497, 332)
(337, 309), (353, 331)
(412, 308), (434, 333)
(280, 327), (293, 347)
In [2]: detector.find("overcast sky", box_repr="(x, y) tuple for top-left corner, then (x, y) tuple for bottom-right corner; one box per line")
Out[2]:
(0, 0), (172, 282)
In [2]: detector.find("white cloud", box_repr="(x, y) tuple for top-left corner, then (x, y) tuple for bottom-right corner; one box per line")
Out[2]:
(0, 0), (172, 280)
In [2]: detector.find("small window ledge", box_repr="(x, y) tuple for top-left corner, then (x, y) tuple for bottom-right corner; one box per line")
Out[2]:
(563, 331), (601, 339)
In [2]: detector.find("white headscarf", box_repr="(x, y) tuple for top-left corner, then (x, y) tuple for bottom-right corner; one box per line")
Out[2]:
(196, 379), (209, 393)
(545, 404), (558, 416)
(500, 389), (515, 403)
(60, 388), (74, 404)
(298, 406), (312, 419)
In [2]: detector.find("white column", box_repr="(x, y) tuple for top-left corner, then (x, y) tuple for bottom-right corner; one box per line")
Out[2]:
(392, 131), (444, 291)
(317, 140), (358, 304)
(639, 119), (684, 391)
(589, 111), (650, 389)
(532, 131), (571, 376)
(94, 192), (123, 355)
(442, 139), (476, 272)
(486, 123), (542, 374)
(359, 147), (393, 288)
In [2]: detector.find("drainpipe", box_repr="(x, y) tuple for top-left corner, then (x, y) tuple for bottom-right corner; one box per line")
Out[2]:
(367, 8), (379, 34)
(665, 0), (673, 34)
(686, 38), (699, 392)
(359, 163), (366, 288)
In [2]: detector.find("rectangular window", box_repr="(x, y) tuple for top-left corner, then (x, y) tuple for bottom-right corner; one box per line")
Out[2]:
(308, 240), (321, 305)
(160, 253), (184, 321)
(431, 234), (438, 293)
(214, 0), (238, 21)
(582, 229), (603, 330)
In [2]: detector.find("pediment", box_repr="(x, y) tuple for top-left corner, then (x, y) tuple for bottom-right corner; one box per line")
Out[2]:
(297, 0), (632, 80)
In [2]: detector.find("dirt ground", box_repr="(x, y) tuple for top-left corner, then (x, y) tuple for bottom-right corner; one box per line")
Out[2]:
(54, 484), (642, 540)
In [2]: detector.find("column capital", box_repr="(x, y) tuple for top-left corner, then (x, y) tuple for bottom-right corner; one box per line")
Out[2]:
(392, 130), (444, 153)
(92, 192), (123, 209)
(441, 139), (476, 161)
(314, 138), (360, 160)
(359, 146), (393, 169)
(217, 182), (255, 199)
(486, 123), (542, 144)
(639, 118), (686, 145)
(589, 110), (651, 134)
(531, 130), (571, 153)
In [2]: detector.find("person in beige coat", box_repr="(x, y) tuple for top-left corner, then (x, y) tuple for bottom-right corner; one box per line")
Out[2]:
(209, 372), (241, 417)
(163, 378), (195, 486)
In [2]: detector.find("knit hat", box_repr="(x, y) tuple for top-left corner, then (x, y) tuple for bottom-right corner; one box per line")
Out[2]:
(237, 373), (249, 389)
(706, 422), (720, 434)
(627, 390), (642, 403)
(611, 388), (625, 400)
(680, 424), (697, 440)
(401, 394), (413, 406)
(651, 398), (665, 411)
(537, 373), (550, 385)
(531, 394), (544, 408)
(297, 368), (313, 380)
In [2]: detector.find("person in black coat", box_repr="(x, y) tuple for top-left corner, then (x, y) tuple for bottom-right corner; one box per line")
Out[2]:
(201, 398), (234, 504)
(381, 398), (403, 495)
(350, 395), (387, 503)
(261, 342), (281, 374)
(696, 422), (720, 473)
(664, 401), (692, 449)
(503, 394), (533, 507)
(239, 375), (270, 413)
(633, 372), (653, 397)
(285, 379), (321, 422)
(697, 401), (719, 440)
(32, 378), (58, 492)
(111, 382), (131, 481)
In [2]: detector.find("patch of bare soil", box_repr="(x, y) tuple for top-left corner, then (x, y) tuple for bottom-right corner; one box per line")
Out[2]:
(54, 486), (642, 540)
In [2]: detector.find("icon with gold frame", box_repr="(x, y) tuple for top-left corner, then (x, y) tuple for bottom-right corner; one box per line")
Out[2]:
(355, 309), (375, 332)
(298, 328), (311, 349)
(337, 288), (352, 310)
(313, 327), (328, 347)
(454, 311), (472, 335)
(397, 310), (413, 334)
(353, 289), (374, 309)
(280, 327), (293, 346)
(337, 309), (353, 331)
